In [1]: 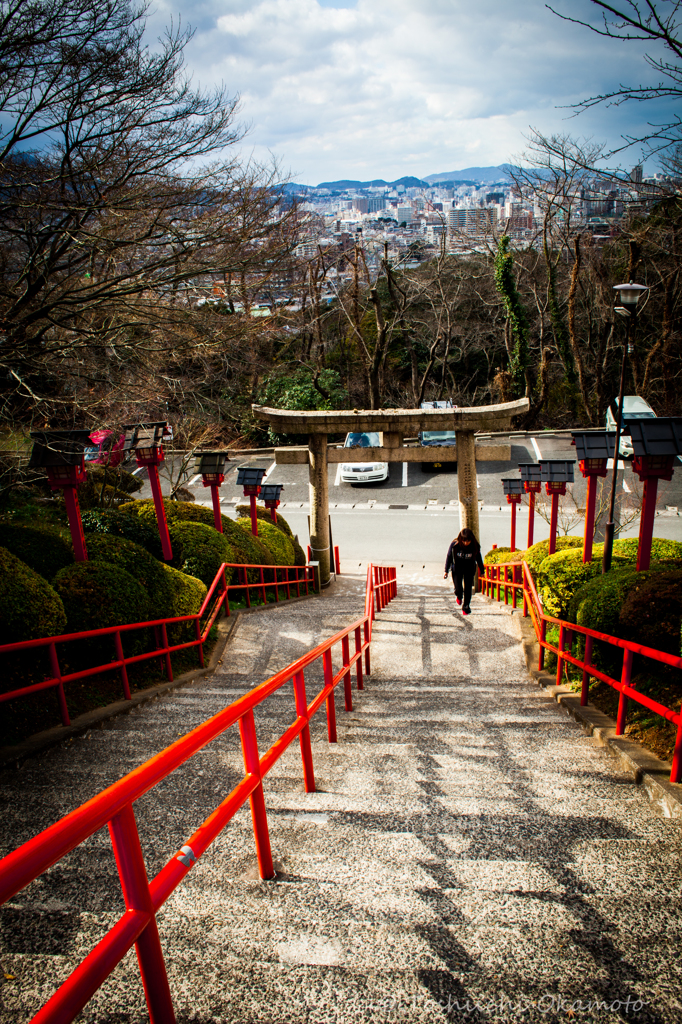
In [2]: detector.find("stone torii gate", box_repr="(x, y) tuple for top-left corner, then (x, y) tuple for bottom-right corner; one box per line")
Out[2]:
(252, 399), (529, 584)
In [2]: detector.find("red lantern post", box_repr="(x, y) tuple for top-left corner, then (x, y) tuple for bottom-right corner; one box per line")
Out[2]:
(540, 461), (575, 555)
(627, 418), (682, 571)
(502, 478), (524, 552)
(29, 431), (92, 561)
(195, 452), (229, 533)
(124, 422), (174, 561)
(236, 467), (267, 535)
(260, 483), (284, 524)
(571, 432), (612, 564)
(518, 464), (542, 548)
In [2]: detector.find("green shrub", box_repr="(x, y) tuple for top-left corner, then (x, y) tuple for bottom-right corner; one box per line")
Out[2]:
(613, 537), (682, 563)
(52, 561), (150, 656)
(483, 546), (523, 566)
(161, 566), (208, 644)
(81, 506), (165, 560)
(618, 570), (682, 656)
(523, 536), (582, 579)
(86, 534), (175, 615)
(236, 504), (294, 538)
(0, 547), (67, 644)
(171, 501), (274, 570)
(537, 543), (628, 619)
(0, 523), (73, 580)
(249, 518), (295, 565)
(169, 521), (236, 587)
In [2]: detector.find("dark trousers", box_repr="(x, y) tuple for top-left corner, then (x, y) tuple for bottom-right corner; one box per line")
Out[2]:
(452, 570), (475, 610)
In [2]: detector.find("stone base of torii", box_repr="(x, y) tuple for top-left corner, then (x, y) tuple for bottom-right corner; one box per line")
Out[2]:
(252, 399), (529, 585)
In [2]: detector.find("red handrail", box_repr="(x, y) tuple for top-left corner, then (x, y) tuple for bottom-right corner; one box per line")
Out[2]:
(482, 559), (682, 782)
(0, 562), (314, 725)
(0, 563), (397, 1024)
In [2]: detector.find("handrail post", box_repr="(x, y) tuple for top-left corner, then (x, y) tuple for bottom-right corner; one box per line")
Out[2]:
(512, 564), (517, 609)
(323, 648), (337, 742)
(194, 617), (205, 669)
(364, 618), (371, 676)
(522, 568), (528, 617)
(239, 709), (275, 879)
(160, 624), (172, 681)
(342, 634), (352, 712)
(539, 619), (546, 671)
(49, 643), (70, 726)
(109, 803), (176, 1023)
(259, 566), (266, 605)
(556, 624), (564, 686)
(242, 565), (251, 608)
(671, 718), (682, 784)
(616, 648), (633, 735)
(354, 625), (364, 690)
(581, 635), (593, 706)
(114, 632), (132, 699)
(292, 669), (316, 793)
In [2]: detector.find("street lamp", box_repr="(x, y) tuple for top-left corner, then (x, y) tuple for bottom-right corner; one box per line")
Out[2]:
(518, 463), (543, 547)
(123, 421), (174, 560)
(539, 460), (575, 555)
(195, 451), (229, 533)
(571, 431), (613, 563)
(501, 478), (524, 551)
(236, 466), (267, 535)
(29, 430), (92, 561)
(603, 280), (649, 572)
(260, 482), (285, 523)
(628, 418), (682, 570)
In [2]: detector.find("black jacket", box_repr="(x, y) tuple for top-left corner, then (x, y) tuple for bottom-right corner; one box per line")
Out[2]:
(445, 541), (484, 577)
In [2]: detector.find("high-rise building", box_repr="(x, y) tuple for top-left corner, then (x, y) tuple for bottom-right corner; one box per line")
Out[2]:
(368, 197), (387, 213)
(630, 165), (643, 184)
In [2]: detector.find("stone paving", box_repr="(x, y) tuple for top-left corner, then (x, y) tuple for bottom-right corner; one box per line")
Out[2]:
(1, 575), (681, 1024)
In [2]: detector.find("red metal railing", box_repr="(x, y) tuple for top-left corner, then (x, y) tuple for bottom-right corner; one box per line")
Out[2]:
(482, 559), (682, 782)
(0, 563), (397, 1024)
(0, 563), (314, 727)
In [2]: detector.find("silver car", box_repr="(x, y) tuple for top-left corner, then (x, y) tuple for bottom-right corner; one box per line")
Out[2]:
(339, 431), (389, 483)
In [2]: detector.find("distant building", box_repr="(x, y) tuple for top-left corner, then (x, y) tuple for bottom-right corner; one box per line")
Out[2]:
(368, 197), (387, 213)
(353, 197), (369, 214)
(396, 205), (414, 224)
(630, 165), (643, 184)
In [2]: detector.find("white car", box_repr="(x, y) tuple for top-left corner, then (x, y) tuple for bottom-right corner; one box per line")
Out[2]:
(606, 395), (656, 456)
(339, 431), (389, 483)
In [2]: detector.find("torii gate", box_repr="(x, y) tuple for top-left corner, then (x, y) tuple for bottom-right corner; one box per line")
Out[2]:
(252, 399), (529, 584)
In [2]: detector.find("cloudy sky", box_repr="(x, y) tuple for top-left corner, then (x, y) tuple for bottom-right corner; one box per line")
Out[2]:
(146, 0), (669, 183)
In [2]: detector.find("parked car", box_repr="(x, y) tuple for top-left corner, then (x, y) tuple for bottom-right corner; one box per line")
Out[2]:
(339, 431), (389, 483)
(419, 400), (457, 471)
(606, 395), (656, 456)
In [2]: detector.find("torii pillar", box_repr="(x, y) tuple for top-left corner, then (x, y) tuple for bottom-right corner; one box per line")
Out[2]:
(253, 400), (528, 586)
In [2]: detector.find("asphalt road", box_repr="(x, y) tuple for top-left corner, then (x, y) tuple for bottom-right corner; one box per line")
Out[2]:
(135, 432), (682, 575)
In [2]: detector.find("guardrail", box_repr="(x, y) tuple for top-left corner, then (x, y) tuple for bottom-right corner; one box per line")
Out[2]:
(0, 563), (314, 727)
(0, 563), (397, 1024)
(482, 560), (682, 783)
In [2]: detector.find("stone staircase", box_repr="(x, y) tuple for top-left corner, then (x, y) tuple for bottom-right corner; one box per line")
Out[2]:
(1, 576), (681, 1023)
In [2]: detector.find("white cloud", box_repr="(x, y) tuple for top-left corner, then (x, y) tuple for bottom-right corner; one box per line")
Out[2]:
(148, 0), (664, 182)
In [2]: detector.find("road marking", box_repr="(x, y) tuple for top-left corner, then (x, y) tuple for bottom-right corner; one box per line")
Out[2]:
(334, 462), (342, 487)
(402, 462), (408, 486)
(531, 437), (542, 460)
(623, 478), (631, 493)
(132, 467), (145, 476)
(263, 460), (276, 482)
(188, 473), (201, 486)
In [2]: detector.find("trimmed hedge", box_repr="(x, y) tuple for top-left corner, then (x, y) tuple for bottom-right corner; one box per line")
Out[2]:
(537, 543), (628, 619)
(78, 466), (142, 510)
(52, 561), (150, 655)
(523, 536), (582, 579)
(167, 501), (275, 569)
(0, 547), (67, 644)
(236, 504), (306, 567)
(613, 537), (682, 562)
(483, 546), (523, 566)
(86, 534), (176, 616)
(242, 518), (295, 566)
(0, 523), (73, 581)
(618, 570), (682, 657)
(169, 521), (237, 587)
(81, 506), (165, 560)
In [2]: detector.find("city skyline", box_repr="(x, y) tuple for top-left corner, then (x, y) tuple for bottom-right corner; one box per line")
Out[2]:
(145, 0), (673, 182)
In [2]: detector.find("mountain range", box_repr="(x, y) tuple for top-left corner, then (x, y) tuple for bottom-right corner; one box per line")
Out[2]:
(283, 166), (513, 193)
